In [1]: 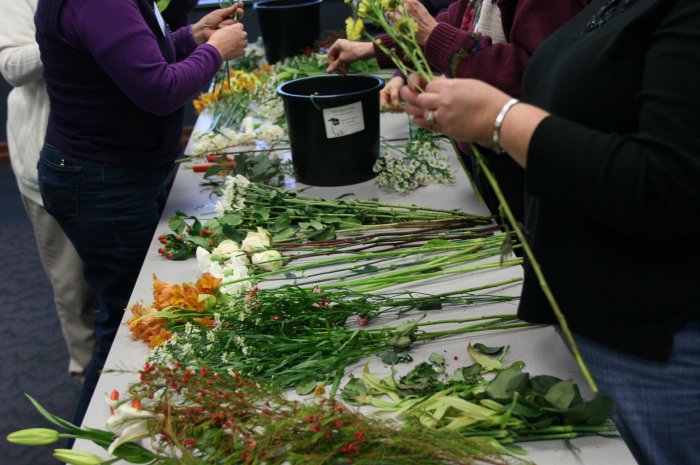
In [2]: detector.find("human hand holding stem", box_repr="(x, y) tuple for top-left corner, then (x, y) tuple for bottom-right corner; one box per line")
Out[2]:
(352, 0), (597, 391)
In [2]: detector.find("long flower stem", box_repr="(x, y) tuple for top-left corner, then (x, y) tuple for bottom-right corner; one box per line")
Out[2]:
(468, 143), (597, 393)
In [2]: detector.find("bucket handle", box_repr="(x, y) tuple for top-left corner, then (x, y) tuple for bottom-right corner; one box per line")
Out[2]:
(309, 92), (322, 111)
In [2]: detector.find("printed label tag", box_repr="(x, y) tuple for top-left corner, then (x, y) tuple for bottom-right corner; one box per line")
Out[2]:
(322, 101), (365, 139)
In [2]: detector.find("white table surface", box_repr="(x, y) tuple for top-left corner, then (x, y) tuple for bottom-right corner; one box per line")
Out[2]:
(77, 112), (637, 464)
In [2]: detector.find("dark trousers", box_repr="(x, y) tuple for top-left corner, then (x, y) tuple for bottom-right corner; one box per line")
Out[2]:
(38, 144), (177, 426)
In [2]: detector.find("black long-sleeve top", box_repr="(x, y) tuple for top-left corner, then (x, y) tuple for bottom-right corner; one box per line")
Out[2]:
(519, 0), (700, 360)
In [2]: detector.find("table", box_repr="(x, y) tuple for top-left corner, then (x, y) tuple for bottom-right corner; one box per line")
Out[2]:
(77, 112), (637, 464)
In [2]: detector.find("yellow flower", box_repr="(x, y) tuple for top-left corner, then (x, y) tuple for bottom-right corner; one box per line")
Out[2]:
(357, 0), (369, 18)
(345, 17), (365, 41)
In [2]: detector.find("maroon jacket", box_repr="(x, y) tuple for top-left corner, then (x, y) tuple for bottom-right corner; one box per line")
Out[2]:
(374, 0), (590, 96)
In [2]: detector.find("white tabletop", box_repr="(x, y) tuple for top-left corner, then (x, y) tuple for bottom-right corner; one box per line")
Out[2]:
(77, 112), (637, 465)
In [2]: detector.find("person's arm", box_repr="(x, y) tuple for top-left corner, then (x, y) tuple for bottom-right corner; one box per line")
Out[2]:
(525, 1), (700, 234)
(0, 0), (42, 86)
(403, 1), (700, 234)
(66, 0), (226, 116)
(425, 0), (588, 95)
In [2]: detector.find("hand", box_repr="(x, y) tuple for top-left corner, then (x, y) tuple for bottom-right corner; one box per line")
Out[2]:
(326, 39), (375, 74)
(208, 23), (248, 61)
(380, 76), (406, 112)
(192, 2), (245, 45)
(402, 0), (438, 45)
(401, 75), (510, 146)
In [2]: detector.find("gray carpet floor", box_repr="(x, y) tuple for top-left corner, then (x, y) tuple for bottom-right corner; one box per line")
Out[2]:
(0, 164), (81, 464)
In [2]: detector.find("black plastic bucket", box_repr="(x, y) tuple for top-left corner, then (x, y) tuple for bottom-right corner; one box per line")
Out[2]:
(253, 0), (322, 64)
(277, 75), (385, 186)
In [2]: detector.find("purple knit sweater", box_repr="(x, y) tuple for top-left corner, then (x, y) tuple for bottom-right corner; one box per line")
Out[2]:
(374, 0), (590, 97)
(35, 0), (222, 166)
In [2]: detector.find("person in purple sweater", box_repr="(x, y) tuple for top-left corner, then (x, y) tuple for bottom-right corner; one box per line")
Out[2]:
(34, 0), (247, 425)
(327, 0), (590, 224)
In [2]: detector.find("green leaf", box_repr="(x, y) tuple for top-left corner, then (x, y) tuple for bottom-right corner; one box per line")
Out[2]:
(251, 204), (270, 222)
(485, 366), (529, 401)
(204, 165), (224, 177)
(417, 300), (443, 310)
(341, 377), (368, 404)
(295, 379), (317, 396)
(222, 225), (243, 242)
(168, 216), (186, 234)
(308, 226), (336, 241)
(467, 343), (502, 372)
(272, 227), (297, 242)
(188, 236), (211, 249)
(544, 380), (577, 410)
(429, 353), (445, 368)
(380, 351), (400, 365)
(309, 220), (324, 230)
(219, 212), (243, 227)
(562, 395), (613, 425)
(269, 212), (291, 233)
(473, 343), (505, 356)
(530, 375), (563, 394)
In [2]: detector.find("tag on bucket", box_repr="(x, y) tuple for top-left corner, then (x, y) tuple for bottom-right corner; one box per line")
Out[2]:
(322, 102), (365, 139)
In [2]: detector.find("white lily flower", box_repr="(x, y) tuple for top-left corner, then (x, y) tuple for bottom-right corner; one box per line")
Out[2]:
(251, 249), (283, 272)
(105, 403), (157, 455)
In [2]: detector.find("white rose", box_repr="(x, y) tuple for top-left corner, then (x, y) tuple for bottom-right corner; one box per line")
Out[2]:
(251, 249), (283, 272)
(212, 240), (249, 263)
(241, 227), (271, 254)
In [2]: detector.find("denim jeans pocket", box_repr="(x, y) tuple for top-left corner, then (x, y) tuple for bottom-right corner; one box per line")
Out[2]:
(39, 154), (82, 224)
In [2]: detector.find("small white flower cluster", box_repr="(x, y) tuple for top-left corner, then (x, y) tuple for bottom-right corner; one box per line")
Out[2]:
(190, 115), (286, 157)
(196, 228), (285, 295)
(190, 126), (257, 156)
(215, 174), (251, 214)
(374, 136), (456, 193)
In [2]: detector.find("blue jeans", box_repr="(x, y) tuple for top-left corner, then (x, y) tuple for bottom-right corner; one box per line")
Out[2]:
(38, 145), (177, 425)
(564, 319), (700, 465)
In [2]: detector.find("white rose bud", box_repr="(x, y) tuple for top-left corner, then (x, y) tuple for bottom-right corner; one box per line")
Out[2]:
(241, 227), (271, 254)
(251, 250), (283, 272)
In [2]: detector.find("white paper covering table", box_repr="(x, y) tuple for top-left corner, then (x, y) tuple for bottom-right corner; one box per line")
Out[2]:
(77, 113), (637, 465)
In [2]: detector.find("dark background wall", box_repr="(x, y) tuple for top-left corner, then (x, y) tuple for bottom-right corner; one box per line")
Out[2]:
(0, 0), (351, 144)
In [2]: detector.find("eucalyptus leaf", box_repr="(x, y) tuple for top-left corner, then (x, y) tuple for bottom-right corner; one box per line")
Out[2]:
(380, 351), (400, 365)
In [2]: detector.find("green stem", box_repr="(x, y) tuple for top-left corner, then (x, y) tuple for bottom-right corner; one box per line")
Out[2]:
(468, 143), (597, 393)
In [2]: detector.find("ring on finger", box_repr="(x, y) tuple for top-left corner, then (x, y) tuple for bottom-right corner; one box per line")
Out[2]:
(425, 110), (436, 124)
